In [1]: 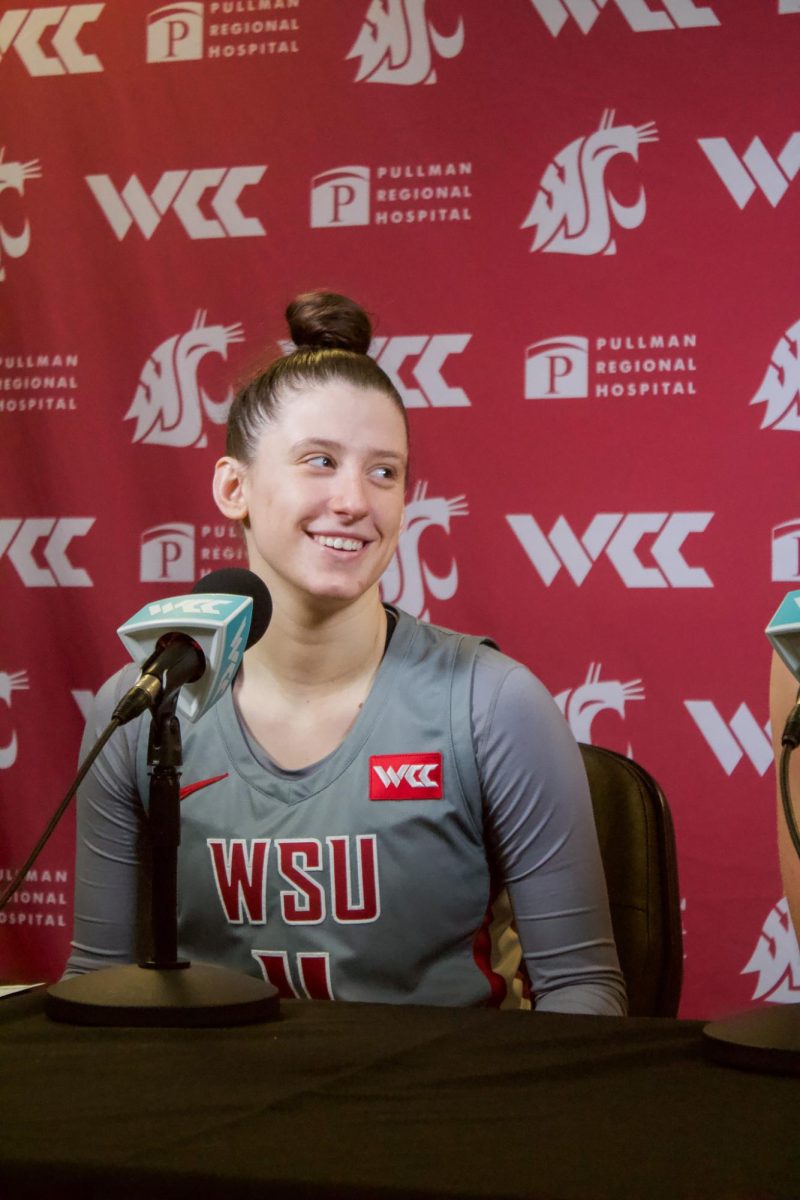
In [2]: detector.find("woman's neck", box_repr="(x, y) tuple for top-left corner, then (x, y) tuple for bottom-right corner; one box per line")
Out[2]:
(240, 588), (388, 700)
(232, 589), (390, 769)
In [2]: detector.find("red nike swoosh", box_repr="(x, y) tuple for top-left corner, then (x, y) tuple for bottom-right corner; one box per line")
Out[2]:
(179, 773), (229, 800)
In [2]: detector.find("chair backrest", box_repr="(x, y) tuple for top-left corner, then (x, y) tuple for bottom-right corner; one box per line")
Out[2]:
(579, 743), (683, 1017)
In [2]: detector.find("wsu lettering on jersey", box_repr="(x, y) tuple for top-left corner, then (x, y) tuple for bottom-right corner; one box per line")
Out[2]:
(207, 834), (380, 925)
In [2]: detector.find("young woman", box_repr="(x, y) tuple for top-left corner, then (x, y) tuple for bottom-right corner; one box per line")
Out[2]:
(66, 292), (626, 1015)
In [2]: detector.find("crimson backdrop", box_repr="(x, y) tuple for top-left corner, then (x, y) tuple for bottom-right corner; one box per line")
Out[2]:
(2, 0), (800, 1018)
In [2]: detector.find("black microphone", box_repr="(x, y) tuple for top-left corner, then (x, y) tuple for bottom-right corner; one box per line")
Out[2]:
(112, 569), (272, 726)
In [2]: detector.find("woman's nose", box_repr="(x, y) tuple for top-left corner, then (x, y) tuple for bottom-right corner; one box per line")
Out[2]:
(330, 469), (368, 517)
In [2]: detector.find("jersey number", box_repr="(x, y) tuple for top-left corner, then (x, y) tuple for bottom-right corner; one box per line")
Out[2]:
(252, 949), (335, 1000)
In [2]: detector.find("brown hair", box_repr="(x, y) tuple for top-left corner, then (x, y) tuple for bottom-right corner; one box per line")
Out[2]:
(226, 291), (409, 463)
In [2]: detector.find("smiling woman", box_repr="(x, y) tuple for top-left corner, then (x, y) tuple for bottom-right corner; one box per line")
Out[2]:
(64, 291), (627, 1016)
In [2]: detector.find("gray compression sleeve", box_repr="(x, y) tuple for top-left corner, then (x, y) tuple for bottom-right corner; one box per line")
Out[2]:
(471, 645), (627, 1016)
(63, 666), (147, 975)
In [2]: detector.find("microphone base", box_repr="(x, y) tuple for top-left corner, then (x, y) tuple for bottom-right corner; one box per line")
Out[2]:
(45, 961), (280, 1028)
(702, 1005), (800, 1075)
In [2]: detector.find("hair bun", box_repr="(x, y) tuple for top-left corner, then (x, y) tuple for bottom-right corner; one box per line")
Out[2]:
(285, 291), (372, 355)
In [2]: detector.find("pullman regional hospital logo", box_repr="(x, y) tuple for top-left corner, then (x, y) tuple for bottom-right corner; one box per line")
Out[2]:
(380, 482), (467, 620)
(145, 0), (300, 62)
(0, 149), (41, 282)
(521, 110), (659, 256)
(348, 0), (464, 85)
(126, 311), (244, 448)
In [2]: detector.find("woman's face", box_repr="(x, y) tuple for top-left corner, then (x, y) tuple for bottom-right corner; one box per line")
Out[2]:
(216, 382), (408, 611)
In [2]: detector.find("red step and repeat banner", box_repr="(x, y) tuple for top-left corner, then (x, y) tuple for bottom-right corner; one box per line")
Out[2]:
(2, 0), (800, 1018)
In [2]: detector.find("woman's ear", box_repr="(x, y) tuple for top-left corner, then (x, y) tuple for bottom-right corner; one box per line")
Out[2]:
(213, 457), (248, 520)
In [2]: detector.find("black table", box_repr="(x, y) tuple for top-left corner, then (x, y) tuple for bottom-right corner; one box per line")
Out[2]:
(0, 989), (797, 1200)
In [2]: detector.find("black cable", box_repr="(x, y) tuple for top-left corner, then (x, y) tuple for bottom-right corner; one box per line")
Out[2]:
(779, 743), (800, 862)
(0, 717), (121, 912)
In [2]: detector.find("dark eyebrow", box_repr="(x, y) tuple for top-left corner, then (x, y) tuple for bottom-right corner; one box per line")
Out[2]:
(291, 438), (407, 463)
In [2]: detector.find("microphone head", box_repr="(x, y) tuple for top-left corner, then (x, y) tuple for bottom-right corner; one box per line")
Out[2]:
(767, 590), (800, 680)
(117, 570), (273, 723)
(192, 568), (272, 647)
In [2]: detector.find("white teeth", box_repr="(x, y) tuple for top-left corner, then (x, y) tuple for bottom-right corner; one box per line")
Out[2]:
(313, 535), (364, 551)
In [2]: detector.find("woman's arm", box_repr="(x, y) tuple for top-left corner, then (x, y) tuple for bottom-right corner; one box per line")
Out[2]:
(473, 649), (627, 1015)
(768, 650), (800, 938)
(63, 666), (148, 976)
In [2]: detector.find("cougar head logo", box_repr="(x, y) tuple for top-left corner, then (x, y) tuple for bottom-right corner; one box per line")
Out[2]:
(0, 149), (41, 280)
(521, 110), (658, 256)
(347, 0), (464, 86)
(555, 663), (644, 754)
(380, 481), (468, 619)
(742, 898), (800, 1004)
(125, 311), (245, 448)
(750, 317), (800, 432)
(0, 670), (29, 707)
(0, 670), (29, 771)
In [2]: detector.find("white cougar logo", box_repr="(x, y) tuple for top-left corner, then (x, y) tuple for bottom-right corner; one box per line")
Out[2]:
(521, 110), (658, 256)
(742, 898), (800, 1004)
(125, 311), (244, 448)
(750, 318), (800, 432)
(347, 0), (464, 85)
(380, 482), (467, 619)
(0, 149), (41, 281)
(0, 669), (29, 770)
(555, 663), (644, 754)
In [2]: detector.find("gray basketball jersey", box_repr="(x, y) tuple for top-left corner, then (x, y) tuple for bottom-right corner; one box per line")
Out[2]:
(134, 608), (517, 1006)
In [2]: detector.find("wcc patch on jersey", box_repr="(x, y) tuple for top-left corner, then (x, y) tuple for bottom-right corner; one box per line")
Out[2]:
(369, 752), (443, 800)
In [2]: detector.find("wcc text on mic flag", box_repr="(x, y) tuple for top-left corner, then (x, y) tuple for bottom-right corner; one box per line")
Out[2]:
(114, 568), (272, 725)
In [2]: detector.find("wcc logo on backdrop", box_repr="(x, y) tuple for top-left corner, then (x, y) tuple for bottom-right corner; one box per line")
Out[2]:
(750, 318), (800, 432)
(86, 167), (267, 240)
(521, 110), (659, 256)
(555, 664), (644, 756)
(0, 150), (41, 283)
(507, 512), (713, 588)
(742, 898), (800, 1005)
(380, 482), (467, 620)
(698, 133), (800, 209)
(0, 5), (104, 75)
(348, 0), (464, 85)
(370, 334), (471, 406)
(684, 700), (771, 775)
(281, 333), (473, 407)
(528, 0), (720, 36)
(0, 670), (29, 770)
(126, 311), (244, 448)
(0, 519), (94, 586)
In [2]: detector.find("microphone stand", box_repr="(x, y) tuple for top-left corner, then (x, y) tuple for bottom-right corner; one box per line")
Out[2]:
(46, 696), (279, 1027)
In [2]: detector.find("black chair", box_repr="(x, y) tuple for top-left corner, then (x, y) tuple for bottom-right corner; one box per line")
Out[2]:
(580, 743), (683, 1017)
